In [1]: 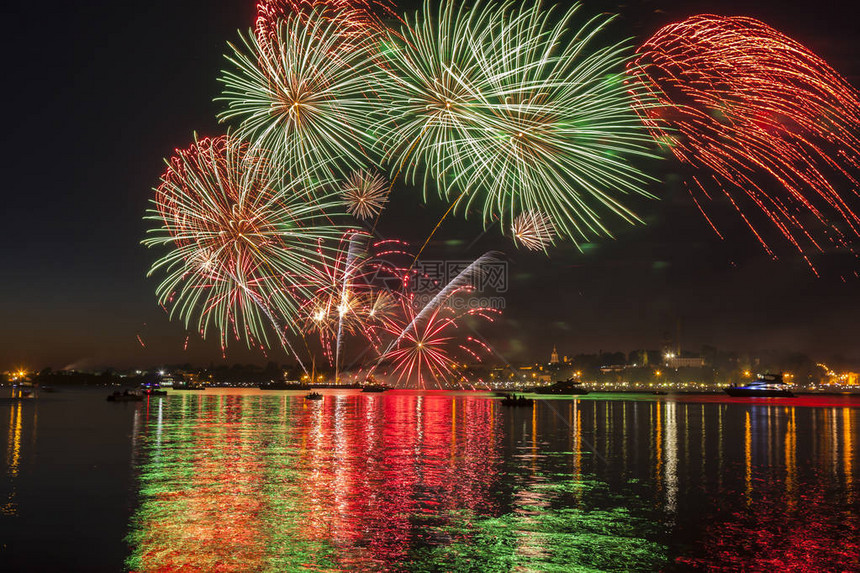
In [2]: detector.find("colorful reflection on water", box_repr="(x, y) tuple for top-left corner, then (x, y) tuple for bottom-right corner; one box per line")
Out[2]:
(122, 391), (859, 572)
(125, 393), (665, 571)
(4, 391), (855, 570)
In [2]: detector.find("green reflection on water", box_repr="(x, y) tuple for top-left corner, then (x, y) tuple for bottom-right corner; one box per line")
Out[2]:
(403, 482), (666, 572)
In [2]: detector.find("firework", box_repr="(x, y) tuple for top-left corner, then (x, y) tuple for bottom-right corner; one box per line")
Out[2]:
(341, 169), (389, 219)
(302, 232), (409, 364)
(144, 134), (346, 352)
(218, 10), (382, 184)
(375, 0), (657, 247)
(378, 286), (498, 389)
(303, 231), (375, 359)
(630, 15), (860, 263)
(370, 252), (501, 389)
(512, 211), (556, 251)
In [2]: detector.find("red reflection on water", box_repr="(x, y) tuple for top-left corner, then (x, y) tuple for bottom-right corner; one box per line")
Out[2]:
(676, 486), (860, 571)
(290, 393), (502, 568)
(676, 405), (859, 572)
(130, 392), (502, 572)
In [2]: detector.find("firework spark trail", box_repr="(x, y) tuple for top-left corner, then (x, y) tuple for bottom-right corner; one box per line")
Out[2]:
(304, 237), (360, 361)
(144, 134), (347, 363)
(630, 15), (860, 265)
(334, 231), (370, 380)
(377, 0), (658, 249)
(408, 252), (500, 331)
(327, 238), (415, 370)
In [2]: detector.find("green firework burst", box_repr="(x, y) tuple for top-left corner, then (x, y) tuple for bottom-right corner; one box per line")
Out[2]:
(376, 0), (659, 247)
(217, 10), (383, 184)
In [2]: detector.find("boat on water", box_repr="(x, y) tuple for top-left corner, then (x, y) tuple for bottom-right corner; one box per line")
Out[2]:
(305, 392), (323, 400)
(534, 378), (589, 395)
(361, 384), (388, 393)
(359, 375), (388, 393)
(501, 394), (533, 406)
(106, 390), (144, 402)
(172, 384), (206, 391)
(724, 373), (794, 397)
(142, 388), (168, 396)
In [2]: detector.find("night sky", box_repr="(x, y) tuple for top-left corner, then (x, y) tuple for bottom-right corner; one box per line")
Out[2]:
(2, 0), (859, 371)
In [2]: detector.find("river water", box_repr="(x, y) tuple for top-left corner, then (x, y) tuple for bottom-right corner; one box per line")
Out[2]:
(1, 389), (858, 571)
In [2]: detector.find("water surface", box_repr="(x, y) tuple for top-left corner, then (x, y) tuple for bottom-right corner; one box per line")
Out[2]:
(1, 389), (857, 571)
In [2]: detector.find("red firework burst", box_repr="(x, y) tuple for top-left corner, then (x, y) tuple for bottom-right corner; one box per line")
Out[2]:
(630, 15), (860, 268)
(377, 286), (499, 390)
(147, 134), (346, 352)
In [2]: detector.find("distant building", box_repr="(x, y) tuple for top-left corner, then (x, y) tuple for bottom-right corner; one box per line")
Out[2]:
(661, 332), (677, 361)
(550, 346), (559, 364)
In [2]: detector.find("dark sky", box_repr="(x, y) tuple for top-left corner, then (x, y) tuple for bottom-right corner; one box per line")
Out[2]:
(1, 0), (859, 371)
